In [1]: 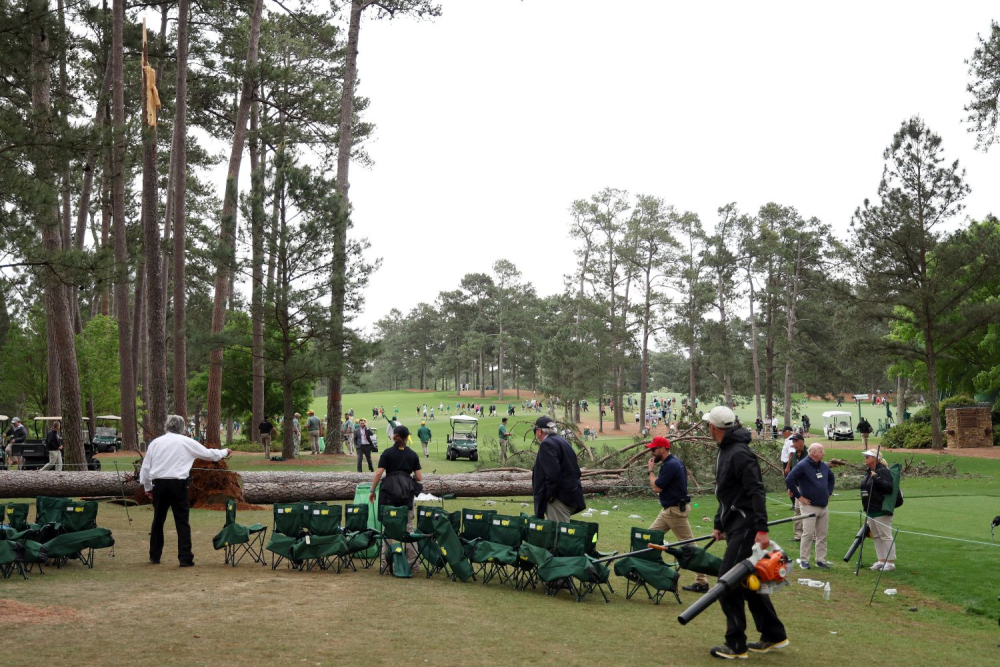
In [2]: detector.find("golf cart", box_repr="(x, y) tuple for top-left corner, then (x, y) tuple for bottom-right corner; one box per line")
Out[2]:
(446, 415), (479, 461)
(12, 416), (100, 470)
(822, 411), (854, 441)
(93, 415), (123, 453)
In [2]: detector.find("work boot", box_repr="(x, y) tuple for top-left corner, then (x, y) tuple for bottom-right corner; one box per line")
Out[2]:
(709, 645), (747, 660)
(682, 582), (709, 593)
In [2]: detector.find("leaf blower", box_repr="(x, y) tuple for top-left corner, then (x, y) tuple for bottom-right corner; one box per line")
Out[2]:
(678, 539), (792, 626)
(843, 523), (872, 562)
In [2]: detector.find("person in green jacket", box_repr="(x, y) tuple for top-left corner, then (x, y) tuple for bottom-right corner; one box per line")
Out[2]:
(416, 420), (432, 457)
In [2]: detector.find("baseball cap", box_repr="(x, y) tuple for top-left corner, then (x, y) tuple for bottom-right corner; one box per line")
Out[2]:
(781, 425), (792, 432)
(421, 420), (426, 425)
(645, 436), (671, 450)
(534, 416), (556, 430)
(11, 417), (20, 424)
(791, 433), (804, 441)
(862, 449), (878, 457)
(703, 406), (737, 428)
(393, 425), (410, 439)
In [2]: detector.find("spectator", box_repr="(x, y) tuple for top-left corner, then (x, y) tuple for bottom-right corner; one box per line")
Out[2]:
(530, 416), (585, 522)
(861, 449), (897, 571)
(704, 406), (788, 659)
(857, 417), (873, 448)
(754, 417), (763, 439)
(784, 433), (807, 541)
(645, 436), (709, 593)
(291, 413), (302, 457)
(306, 410), (321, 455)
(369, 425), (423, 569)
(39, 421), (63, 471)
(139, 415), (231, 566)
(341, 413), (355, 456)
(353, 418), (377, 473)
(785, 443), (834, 569)
(4, 417), (28, 467)
(416, 420), (432, 457)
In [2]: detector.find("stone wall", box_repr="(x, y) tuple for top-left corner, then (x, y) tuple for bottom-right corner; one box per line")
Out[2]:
(945, 407), (994, 449)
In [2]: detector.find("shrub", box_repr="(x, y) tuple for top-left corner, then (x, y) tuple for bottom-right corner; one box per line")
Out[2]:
(882, 421), (933, 449)
(909, 407), (931, 423)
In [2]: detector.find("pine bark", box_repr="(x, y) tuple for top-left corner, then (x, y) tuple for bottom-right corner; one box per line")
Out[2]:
(205, 0), (264, 447)
(171, 0), (190, 420)
(249, 98), (265, 444)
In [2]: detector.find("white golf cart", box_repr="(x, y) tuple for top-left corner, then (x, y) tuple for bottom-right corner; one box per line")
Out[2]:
(822, 411), (854, 441)
(446, 415), (479, 461)
(92, 415), (123, 453)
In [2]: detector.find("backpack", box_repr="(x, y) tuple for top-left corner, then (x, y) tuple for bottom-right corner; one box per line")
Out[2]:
(895, 487), (904, 508)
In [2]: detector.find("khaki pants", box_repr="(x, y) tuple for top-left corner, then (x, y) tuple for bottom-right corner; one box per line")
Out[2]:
(799, 504), (829, 563)
(343, 433), (355, 455)
(791, 498), (803, 539)
(861, 433), (869, 448)
(420, 441), (429, 456)
(650, 505), (707, 584)
(544, 498), (574, 524)
(866, 514), (897, 562)
(309, 431), (320, 454)
(40, 449), (63, 471)
(261, 433), (271, 458)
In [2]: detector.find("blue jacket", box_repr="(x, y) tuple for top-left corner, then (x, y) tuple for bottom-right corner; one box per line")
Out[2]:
(785, 457), (835, 507)
(654, 454), (689, 509)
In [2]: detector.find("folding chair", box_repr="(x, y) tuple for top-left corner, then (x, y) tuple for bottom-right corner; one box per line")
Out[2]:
(343, 504), (378, 571)
(266, 502), (307, 570)
(613, 527), (681, 605)
(429, 513), (474, 581)
(4, 503), (30, 532)
(459, 508), (496, 558)
(43, 528), (114, 569)
(295, 504), (347, 572)
(378, 505), (429, 577)
(415, 506), (459, 578)
(212, 499), (268, 566)
(470, 514), (523, 585)
(537, 521), (612, 603)
(0, 539), (27, 580)
(513, 517), (556, 591)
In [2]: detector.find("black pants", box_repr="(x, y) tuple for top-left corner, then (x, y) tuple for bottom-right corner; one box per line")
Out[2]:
(718, 526), (786, 653)
(150, 478), (193, 565)
(356, 445), (374, 472)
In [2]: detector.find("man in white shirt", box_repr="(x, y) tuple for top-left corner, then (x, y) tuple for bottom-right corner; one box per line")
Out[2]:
(139, 415), (231, 566)
(778, 426), (794, 467)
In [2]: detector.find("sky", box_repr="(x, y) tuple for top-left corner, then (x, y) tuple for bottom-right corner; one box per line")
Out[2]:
(342, 0), (1000, 326)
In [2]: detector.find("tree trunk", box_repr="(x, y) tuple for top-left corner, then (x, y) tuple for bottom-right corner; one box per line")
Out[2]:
(171, 0), (190, 420)
(924, 327), (944, 449)
(205, 0), (264, 447)
(748, 268), (762, 421)
(111, 0), (138, 451)
(249, 98), (264, 445)
(782, 236), (804, 426)
(141, 24), (167, 438)
(895, 375), (907, 424)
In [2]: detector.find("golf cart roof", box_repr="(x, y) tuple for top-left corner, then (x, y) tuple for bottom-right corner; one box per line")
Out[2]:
(32, 416), (90, 421)
(96, 415), (122, 420)
(821, 411), (853, 418)
(450, 415), (479, 424)
(0, 415), (7, 421)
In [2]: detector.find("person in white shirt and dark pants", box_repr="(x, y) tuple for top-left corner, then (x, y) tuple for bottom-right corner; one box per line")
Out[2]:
(139, 415), (231, 566)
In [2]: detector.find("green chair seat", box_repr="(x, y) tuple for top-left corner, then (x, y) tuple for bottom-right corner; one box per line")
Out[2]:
(430, 513), (473, 582)
(42, 528), (114, 569)
(614, 557), (680, 605)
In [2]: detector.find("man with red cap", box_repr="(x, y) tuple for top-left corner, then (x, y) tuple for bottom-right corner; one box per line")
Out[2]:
(646, 435), (709, 593)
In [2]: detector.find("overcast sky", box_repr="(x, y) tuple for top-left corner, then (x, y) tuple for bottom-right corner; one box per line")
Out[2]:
(340, 0), (1000, 326)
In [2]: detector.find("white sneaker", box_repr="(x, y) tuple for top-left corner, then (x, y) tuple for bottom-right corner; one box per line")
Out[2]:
(882, 563), (895, 571)
(870, 561), (885, 571)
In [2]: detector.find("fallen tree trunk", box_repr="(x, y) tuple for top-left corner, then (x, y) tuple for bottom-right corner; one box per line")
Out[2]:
(0, 470), (627, 504)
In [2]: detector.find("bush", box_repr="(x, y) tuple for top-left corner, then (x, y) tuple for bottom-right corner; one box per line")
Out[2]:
(882, 421), (933, 449)
(909, 407), (931, 423)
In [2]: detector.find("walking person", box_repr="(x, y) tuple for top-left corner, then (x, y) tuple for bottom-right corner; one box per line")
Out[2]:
(703, 406), (788, 659)
(354, 418), (377, 473)
(306, 410), (321, 454)
(861, 449), (898, 571)
(258, 416), (274, 459)
(416, 420), (432, 457)
(785, 443), (835, 570)
(857, 417), (873, 449)
(530, 416), (585, 523)
(139, 415), (231, 566)
(39, 421), (64, 471)
(645, 436), (709, 593)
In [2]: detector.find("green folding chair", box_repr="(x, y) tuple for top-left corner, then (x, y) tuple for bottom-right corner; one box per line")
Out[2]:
(305, 503), (343, 536)
(213, 499), (268, 566)
(430, 513), (474, 582)
(34, 496), (75, 528)
(513, 517), (556, 591)
(470, 514), (523, 585)
(291, 532), (349, 572)
(0, 539), (26, 580)
(415, 506), (461, 578)
(43, 528), (114, 569)
(537, 522), (612, 603)
(4, 503), (29, 532)
(459, 508), (496, 557)
(613, 527), (681, 605)
(378, 505), (429, 578)
(343, 504), (378, 571)
(60, 501), (99, 533)
(266, 502), (307, 570)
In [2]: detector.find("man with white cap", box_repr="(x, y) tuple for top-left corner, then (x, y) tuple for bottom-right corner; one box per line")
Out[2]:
(861, 449), (897, 571)
(645, 435), (709, 593)
(704, 405), (788, 660)
(4, 417), (28, 467)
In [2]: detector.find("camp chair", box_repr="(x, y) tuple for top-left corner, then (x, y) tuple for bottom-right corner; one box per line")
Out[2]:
(34, 496), (76, 529)
(664, 543), (722, 578)
(613, 527), (681, 605)
(342, 504), (378, 571)
(513, 517), (556, 591)
(429, 513), (474, 582)
(0, 539), (26, 580)
(4, 503), (30, 532)
(266, 502), (307, 570)
(294, 504), (347, 571)
(415, 506), (460, 578)
(378, 505), (429, 578)
(537, 522), (612, 603)
(59, 501), (99, 533)
(213, 499), (268, 566)
(459, 508), (496, 557)
(468, 514), (523, 585)
(43, 528), (114, 569)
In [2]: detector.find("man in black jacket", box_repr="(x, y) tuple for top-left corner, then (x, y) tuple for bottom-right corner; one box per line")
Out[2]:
(861, 449), (897, 571)
(353, 418), (377, 472)
(705, 406), (788, 660)
(39, 421), (64, 471)
(530, 416), (585, 522)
